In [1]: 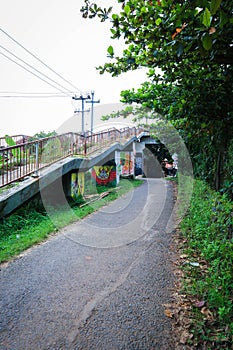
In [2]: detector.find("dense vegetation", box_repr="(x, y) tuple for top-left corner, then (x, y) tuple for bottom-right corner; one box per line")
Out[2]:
(80, 1), (232, 347)
(81, 0), (233, 196)
(180, 179), (232, 348)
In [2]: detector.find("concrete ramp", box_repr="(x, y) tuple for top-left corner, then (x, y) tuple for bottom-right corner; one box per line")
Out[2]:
(0, 138), (137, 218)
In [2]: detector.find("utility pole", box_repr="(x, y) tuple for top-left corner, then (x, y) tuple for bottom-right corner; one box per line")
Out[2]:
(72, 94), (91, 134)
(74, 108), (90, 128)
(86, 91), (100, 134)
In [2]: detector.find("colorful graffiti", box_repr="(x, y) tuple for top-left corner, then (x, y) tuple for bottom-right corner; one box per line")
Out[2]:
(121, 152), (134, 175)
(135, 155), (143, 176)
(71, 172), (85, 198)
(92, 165), (116, 186)
(115, 151), (134, 181)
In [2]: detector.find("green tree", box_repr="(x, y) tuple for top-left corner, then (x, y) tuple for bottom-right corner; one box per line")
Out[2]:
(81, 0), (233, 193)
(32, 130), (57, 139)
(81, 0), (233, 71)
(119, 62), (232, 191)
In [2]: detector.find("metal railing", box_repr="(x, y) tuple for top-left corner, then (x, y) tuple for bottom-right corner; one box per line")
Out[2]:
(0, 126), (143, 188)
(0, 134), (31, 148)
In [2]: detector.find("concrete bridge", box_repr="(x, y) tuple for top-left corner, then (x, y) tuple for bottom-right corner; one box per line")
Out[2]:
(0, 127), (160, 218)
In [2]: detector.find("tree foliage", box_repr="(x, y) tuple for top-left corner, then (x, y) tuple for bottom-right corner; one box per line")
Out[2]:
(31, 130), (57, 140)
(81, 0), (233, 72)
(81, 0), (233, 194)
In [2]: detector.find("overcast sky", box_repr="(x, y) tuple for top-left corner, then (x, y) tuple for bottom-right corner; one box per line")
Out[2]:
(0, 0), (147, 136)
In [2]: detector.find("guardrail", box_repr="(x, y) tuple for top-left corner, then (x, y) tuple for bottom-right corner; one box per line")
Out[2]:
(0, 134), (31, 148)
(0, 126), (142, 188)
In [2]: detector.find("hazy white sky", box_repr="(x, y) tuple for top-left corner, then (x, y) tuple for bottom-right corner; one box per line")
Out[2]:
(0, 0), (147, 136)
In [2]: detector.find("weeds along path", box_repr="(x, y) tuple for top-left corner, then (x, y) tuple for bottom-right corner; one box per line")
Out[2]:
(0, 178), (177, 350)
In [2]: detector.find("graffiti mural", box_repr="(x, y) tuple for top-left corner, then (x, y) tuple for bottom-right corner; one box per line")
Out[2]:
(71, 172), (85, 198)
(135, 154), (143, 176)
(92, 165), (116, 186)
(115, 151), (134, 180)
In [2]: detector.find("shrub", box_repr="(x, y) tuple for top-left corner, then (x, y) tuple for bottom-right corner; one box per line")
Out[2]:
(181, 180), (233, 347)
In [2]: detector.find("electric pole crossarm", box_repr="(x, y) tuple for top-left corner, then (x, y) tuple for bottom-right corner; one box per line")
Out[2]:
(72, 94), (91, 134)
(85, 91), (100, 134)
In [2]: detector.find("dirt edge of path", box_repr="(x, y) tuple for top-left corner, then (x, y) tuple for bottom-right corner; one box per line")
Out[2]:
(167, 180), (194, 350)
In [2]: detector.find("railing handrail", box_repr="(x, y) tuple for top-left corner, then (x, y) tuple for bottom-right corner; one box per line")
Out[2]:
(0, 134), (31, 140)
(0, 126), (146, 188)
(0, 127), (138, 152)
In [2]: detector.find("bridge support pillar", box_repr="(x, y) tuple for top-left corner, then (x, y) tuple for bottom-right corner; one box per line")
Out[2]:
(63, 172), (72, 198)
(134, 141), (146, 177)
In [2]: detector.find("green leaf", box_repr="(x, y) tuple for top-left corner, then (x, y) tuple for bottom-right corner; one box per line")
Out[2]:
(112, 14), (119, 20)
(177, 43), (184, 57)
(156, 18), (162, 25)
(202, 8), (211, 27)
(5, 135), (16, 147)
(141, 6), (147, 14)
(210, 0), (222, 15)
(220, 10), (228, 28)
(124, 5), (130, 16)
(202, 33), (212, 50)
(5, 135), (20, 158)
(107, 45), (114, 56)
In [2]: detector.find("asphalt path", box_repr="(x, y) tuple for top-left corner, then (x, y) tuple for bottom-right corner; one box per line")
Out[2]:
(0, 178), (176, 350)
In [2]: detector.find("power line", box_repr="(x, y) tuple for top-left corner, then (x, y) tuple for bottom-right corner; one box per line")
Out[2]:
(0, 27), (81, 93)
(0, 44), (74, 95)
(0, 50), (71, 96)
(0, 94), (68, 98)
(0, 91), (67, 94)
(0, 91), (69, 98)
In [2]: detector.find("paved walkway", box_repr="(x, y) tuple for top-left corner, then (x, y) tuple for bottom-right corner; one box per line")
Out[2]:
(0, 179), (176, 350)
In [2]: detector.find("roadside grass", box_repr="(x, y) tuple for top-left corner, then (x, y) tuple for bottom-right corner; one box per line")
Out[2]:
(165, 173), (194, 220)
(0, 178), (142, 263)
(178, 179), (233, 349)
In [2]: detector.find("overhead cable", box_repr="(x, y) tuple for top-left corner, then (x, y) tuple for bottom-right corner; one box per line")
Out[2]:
(0, 94), (68, 98)
(0, 91), (67, 94)
(0, 44), (74, 95)
(0, 27), (81, 93)
(0, 51), (71, 96)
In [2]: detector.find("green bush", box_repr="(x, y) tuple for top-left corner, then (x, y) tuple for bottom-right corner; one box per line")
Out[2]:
(181, 180), (233, 347)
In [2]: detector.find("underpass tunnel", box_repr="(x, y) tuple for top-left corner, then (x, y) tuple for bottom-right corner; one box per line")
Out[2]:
(143, 143), (174, 178)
